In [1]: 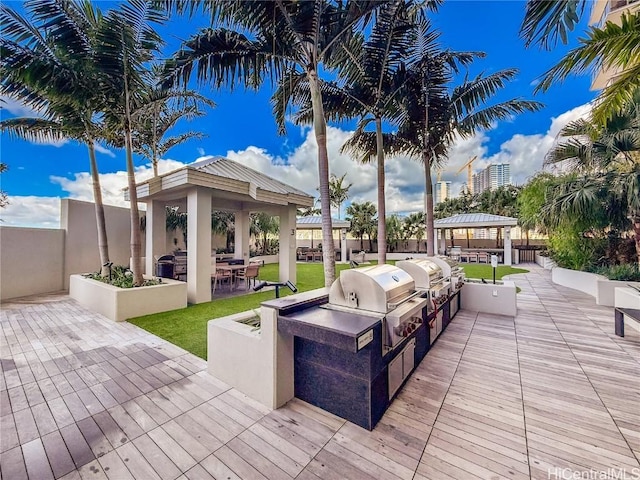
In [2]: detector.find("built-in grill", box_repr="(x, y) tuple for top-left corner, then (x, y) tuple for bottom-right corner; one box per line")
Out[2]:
(429, 256), (465, 292)
(324, 264), (427, 353)
(395, 259), (450, 306)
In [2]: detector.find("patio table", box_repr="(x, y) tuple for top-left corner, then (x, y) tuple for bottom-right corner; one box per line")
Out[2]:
(215, 264), (247, 290)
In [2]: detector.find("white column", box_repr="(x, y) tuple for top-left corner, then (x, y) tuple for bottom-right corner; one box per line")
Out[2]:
(504, 226), (512, 266)
(145, 200), (166, 276)
(340, 228), (347, 263)
(279, 205), (297, 284)
(187, 188), (212, 304)
(234, 211), (250, 263)
(439, 229), (446, 255)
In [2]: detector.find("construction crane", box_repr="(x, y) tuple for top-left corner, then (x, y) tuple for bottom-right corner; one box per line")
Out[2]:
(456, 156), (477, 194)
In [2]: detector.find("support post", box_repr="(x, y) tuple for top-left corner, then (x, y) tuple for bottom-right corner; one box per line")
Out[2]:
(340, 228), (348, 263)
(279, 205), (297, 284)
(234, 210), (250, 264)
(187, 188), (212, 304)
(504, 226), (512, 266)
(145, 200), (166, 277)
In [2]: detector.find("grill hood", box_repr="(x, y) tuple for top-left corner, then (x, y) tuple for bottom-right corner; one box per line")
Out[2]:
(395, 259), (443, 290)
(328, 264), (415, 314)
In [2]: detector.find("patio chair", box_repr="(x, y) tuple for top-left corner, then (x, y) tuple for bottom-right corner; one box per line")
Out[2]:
(236, 264), (260, 290)
(211, 258), (231, 294)
(477, 252), (489, 264)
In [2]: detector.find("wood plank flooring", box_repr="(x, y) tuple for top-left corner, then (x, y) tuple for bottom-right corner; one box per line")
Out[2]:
(1, 265), (638, 479)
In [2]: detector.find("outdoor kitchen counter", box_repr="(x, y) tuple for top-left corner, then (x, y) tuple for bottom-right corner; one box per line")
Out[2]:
(264, 291), (391, 430)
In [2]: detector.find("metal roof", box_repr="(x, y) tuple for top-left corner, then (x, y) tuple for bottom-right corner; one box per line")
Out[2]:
(296, 215), (350, 229)
(434, 213), (518, 229)
(189, 156), (310, 197)
(132, 156), (314, 208)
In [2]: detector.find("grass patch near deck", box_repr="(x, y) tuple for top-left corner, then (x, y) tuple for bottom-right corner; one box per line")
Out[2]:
(129, 261), (528, 359)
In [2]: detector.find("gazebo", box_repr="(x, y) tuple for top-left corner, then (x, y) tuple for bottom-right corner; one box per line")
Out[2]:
(296, 216), (350, 262)
(434, 213), (518, 266)
(134, 156), (314, 304)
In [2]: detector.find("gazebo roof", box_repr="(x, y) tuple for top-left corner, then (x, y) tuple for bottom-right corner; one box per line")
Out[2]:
(296, 215), (350, 229)
(133, 156), (314, 208)
(434, 213), (518, 229)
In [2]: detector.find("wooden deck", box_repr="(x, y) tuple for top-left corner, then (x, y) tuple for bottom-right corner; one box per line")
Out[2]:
(1, 265), (638, 479)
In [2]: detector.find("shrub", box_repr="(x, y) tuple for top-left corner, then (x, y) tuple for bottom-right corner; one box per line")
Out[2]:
(589, 264), (640, 281)
(85, 265), (161, 288)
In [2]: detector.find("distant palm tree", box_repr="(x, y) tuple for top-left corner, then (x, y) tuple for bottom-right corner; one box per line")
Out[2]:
(251, 213), (280, 255)
(328, 173), (353, 220)
(403, 212), (426, 252)
(162, 0), (384, 286)
(346, 201), (377, 251)
(0, 0), (113, 275)
(0, 163), (7, 208)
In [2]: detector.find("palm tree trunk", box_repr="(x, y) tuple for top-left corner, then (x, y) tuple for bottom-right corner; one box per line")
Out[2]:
(88, 142), (111, 277)
(123, 73), (143, 286)
(308, 69), (335, 286)
(375, 117), (387, 265)
(424, 158), (435, 256)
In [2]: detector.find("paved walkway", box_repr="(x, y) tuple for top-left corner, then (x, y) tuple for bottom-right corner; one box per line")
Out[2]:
(1, 265), (638, 479)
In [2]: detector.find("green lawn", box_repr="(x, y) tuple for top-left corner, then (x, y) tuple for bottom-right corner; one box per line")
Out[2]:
(129, 261), (528, 359)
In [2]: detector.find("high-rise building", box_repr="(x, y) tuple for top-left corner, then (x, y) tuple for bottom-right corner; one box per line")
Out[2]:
(590, 0), (639, 90)
(434, 181), (452, 204)
(472, 163), (511, 194)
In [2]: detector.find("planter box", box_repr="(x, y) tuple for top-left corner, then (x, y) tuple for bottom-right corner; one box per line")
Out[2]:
(534, 252), (556, 269)
(208, 306), (293, 409)
(460, 280), (517, 317)
(597, 280), (640, 307)
(69, 274), (187, 322)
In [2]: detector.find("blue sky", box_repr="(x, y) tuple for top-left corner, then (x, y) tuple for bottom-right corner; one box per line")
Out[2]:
(0, 1), (595, 227)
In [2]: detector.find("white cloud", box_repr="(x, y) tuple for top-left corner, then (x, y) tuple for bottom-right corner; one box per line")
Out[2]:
(0, 96), (41, 117)
(4, 103), (594, 227)
(0, 196), (61, 228)
(197, 147), (205, 156)
(94, 143), (115, 158)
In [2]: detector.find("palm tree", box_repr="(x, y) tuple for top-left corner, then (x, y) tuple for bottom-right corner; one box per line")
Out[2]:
(544, 94), (640, 264)
(520, 2), (640, 122)
(350, 14), (541, 256)
(328, 173), (352, 220)
(0, 163), (8, 208)
(403, 212), (425, 252)
(212, 211), (235, 252)
(162, 0), (384, 287)
(346, 201), (377, 251)
(386, 214), (403, 253)
(0, 0), (113, 276)
(251, 213), (280, 255)
(276, 1), (426, 265)
(95, 0), (167, 286)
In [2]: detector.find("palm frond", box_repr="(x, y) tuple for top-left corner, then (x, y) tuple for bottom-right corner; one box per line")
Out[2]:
(0, 117), (67, 143)
(519, 0), (585, 49)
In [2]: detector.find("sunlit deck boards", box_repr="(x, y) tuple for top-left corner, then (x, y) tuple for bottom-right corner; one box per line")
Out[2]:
(0, 265), (638, 479)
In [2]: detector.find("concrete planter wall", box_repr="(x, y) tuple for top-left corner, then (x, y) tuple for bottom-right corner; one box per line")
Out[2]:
(534, 252), (556, 270)
(208, 306), (293, 409)
(550, 267), (640, 306)
(551, 267), (604, 298)
(69, 274), (187, 322)
(460, 280), (517, 316)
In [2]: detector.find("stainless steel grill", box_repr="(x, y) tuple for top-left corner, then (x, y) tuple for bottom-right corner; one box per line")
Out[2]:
(395, 259), (450, 306)
(325, 264), (426, 352)
(429, 256), (465, 292)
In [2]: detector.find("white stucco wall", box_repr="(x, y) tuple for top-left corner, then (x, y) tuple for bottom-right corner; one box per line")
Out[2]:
(0, 227), (65, 301)
(551, 267), (605, 298)
(460, 281), (517, 317)
(61, 199), (145, 288)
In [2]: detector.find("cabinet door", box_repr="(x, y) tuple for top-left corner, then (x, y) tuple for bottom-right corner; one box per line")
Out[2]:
(388, 354), (404, 400)
(403, 340), (415, 380)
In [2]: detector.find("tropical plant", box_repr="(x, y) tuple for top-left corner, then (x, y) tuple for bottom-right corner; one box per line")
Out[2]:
(162, 0), (385, 287)
(280, 1), (428, 265)
(212, 211), (234, 252)
(345, 13), (541, 256)
(386, 214), (403, 252)
(403, 212), (426, 252)
(517, 172), (555, 244)
(543, 94), (640, 265)
(166, 206), (188, 246)
(132, 77), (214, 176)
(520, 2), (640, 122)
(96, 0), (167, 286)
(297, 199), (322, 217)
(0, 0), (113, 275)
(346, 201), (377, 251)
(251, 212), (279, 255)
(327, 173), (352, 220)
